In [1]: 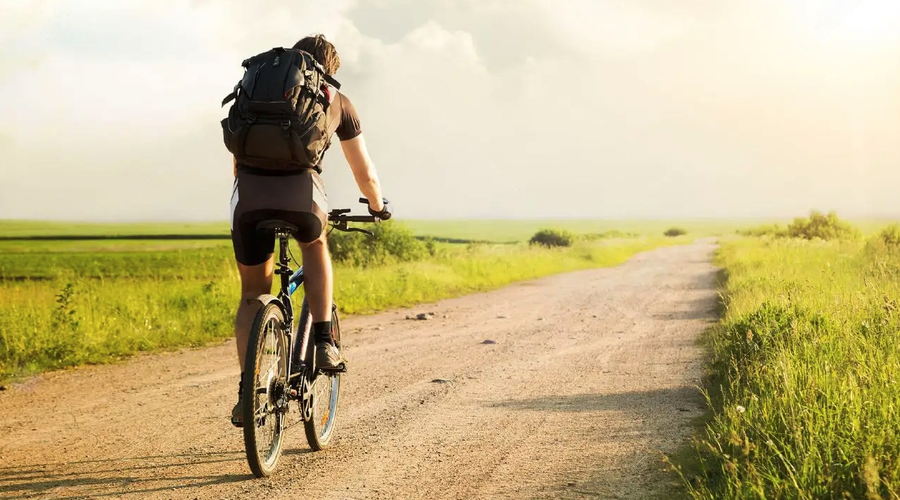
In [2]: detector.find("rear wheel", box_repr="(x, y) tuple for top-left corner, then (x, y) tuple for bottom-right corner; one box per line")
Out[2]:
(242, 303), (289, 477)
(303, 303), (343, 450)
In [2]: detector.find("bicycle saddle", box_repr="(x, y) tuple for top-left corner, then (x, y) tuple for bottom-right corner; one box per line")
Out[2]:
(255, 219), (299, 234)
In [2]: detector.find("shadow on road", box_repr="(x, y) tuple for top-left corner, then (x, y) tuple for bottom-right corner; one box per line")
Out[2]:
(0, 451), (250, 499)
(488, 386), (703, 414)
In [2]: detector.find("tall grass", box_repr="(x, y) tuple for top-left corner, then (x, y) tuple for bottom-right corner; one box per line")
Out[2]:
(682, 233), (900, 498)
(0, 237), (675, 381)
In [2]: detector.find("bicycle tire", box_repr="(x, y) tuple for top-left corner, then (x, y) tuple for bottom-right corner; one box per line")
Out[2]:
(242, 303), (289, 477)
(302, 302), (343, 450)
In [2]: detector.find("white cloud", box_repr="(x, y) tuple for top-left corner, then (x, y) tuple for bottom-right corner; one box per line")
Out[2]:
(1, 0), (899, 220)
(198, 0), (357, 53)
(530, 0), (698, 57)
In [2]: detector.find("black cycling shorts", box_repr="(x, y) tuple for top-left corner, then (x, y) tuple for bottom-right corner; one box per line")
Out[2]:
(230, 168), (329, 266)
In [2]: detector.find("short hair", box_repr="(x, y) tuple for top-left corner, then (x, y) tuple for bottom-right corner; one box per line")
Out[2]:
(292, 34), (340, 75)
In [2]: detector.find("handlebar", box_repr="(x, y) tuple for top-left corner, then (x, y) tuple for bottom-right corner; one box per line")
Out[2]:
(330, 214), (377, 224)
(327, 199), (380, 236)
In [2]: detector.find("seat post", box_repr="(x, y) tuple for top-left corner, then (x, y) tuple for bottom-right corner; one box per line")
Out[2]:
(255, 220), (298, 282)
(277, 231), (291, 267)
(275, 231), (292, 293)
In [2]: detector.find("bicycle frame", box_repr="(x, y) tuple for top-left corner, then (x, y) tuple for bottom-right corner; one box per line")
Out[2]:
(256, 205), (379, 415)
(270, 229), (306, 381)
(259, 229), (322, 423)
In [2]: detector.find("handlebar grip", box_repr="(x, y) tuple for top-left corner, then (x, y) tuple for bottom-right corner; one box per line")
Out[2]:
(359, 197), (368, 204)
(340, 215), (378, 223)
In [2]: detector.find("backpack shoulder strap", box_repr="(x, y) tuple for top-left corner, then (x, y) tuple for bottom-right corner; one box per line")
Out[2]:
(291, 49), (343, 90)
(323, 73), (341, 90)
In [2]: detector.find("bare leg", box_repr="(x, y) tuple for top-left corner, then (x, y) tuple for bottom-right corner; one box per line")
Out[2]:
(235, 258), (274, 372)
(299, 233), (333, 324)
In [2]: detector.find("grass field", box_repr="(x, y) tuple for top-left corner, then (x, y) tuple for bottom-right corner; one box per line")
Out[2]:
(0, 218), (714, 242)
(680, 231), (900, 498)
(0, 218), (755, 242)
(0, 220), (683, 381)
(403, 219), (772, 242)
(4, 217), (896, 243)
(0, 239), (232, 253)
(0, 220), (229, 238)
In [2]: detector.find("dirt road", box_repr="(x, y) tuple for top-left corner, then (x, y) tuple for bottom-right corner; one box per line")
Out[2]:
(0, 241), (718, 500)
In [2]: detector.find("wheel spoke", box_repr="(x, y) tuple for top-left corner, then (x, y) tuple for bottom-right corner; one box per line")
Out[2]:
(255, 401), (270, 419)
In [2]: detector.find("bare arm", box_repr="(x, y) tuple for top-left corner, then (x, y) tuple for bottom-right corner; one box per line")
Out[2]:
(340, 134), (385, 212)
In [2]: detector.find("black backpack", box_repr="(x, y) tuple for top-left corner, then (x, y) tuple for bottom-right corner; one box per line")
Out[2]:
(221, 47), (341, 172)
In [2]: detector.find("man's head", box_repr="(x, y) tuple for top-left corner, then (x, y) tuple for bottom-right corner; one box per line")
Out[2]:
(292, 34), (340, 75)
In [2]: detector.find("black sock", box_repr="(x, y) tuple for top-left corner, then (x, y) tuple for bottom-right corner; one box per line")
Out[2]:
(313, 321), (333, 345)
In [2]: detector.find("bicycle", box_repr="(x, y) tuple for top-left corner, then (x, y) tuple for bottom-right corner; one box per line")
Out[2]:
(239, 198), (379, 478)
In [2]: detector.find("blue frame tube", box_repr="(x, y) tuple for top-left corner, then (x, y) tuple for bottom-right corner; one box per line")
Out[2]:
(288, 267), (305, 296)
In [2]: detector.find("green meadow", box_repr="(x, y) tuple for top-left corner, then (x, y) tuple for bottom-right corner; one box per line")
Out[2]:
(0, 220), (229, 238)
(2, 217), (895, 242)
(0, 219), (689, 381)
(404, 218), (761, 242)
(404, 218), (898, 243)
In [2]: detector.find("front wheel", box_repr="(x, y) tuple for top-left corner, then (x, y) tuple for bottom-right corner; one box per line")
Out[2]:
(242, 303), (289, 477)
(302, 302), (343, 450)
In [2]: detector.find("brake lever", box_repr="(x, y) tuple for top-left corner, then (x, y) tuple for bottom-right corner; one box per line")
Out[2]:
(346, 227), (375, 237)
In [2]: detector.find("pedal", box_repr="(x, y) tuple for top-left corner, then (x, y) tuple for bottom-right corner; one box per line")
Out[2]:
(320, 363), (347, 374)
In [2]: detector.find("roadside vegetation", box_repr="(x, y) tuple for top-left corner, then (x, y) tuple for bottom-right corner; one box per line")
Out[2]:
(0, 221), (681, 381)
(529, 229), (576, 248)
(679, 212), (900, 498)
(736, 210), (861, 241)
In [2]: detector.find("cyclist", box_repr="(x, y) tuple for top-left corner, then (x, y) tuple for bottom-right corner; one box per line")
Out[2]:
(228, 34), (391, 427)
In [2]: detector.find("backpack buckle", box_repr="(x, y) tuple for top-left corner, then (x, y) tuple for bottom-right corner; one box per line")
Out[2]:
(281, 119), (291, 130)
(247, 113), (257, 124)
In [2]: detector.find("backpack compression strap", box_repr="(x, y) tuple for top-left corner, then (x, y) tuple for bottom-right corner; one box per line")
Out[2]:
(221, 83), (241, 107)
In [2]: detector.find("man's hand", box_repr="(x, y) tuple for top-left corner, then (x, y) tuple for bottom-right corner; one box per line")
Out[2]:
(368, 198), (392, 220)
(233, 156), (238, 177)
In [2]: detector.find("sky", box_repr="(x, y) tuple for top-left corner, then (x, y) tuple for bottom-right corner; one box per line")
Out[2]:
(1, 0), (899, 221)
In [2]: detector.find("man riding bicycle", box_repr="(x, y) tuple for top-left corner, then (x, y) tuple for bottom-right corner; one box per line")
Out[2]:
(226, 34), (391, 427)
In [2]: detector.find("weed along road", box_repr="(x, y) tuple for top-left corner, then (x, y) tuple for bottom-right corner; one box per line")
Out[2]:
(0, 241), (719, 500)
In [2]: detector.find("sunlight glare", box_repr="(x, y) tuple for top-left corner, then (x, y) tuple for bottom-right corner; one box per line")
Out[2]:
(795, 0), (900, 48)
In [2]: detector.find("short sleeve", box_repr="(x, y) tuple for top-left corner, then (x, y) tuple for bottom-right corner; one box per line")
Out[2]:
(335, 93), (362, 141)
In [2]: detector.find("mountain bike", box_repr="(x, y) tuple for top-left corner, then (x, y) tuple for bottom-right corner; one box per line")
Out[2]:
(240, 198), (378, 478)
